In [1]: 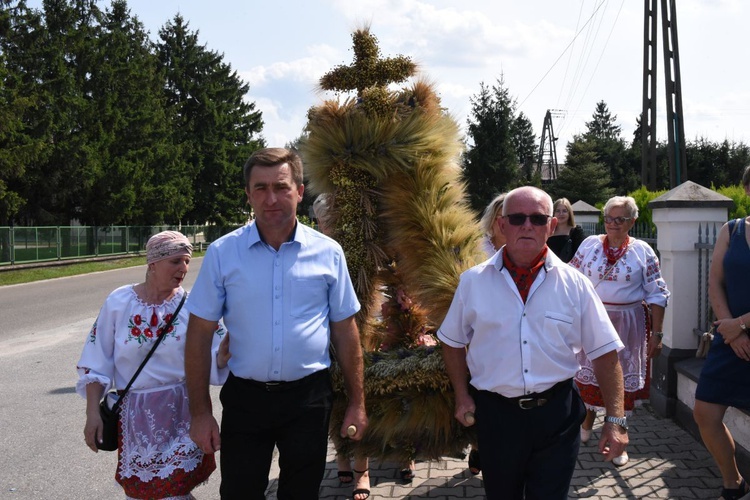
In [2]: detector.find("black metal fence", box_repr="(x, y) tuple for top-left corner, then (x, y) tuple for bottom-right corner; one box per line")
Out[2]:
(0, 225), (243, 266)
(695, 223), (720, 338)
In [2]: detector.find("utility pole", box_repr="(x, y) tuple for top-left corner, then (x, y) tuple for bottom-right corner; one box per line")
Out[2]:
(642, 0), (688, 189)
(537, 109), (565, 182)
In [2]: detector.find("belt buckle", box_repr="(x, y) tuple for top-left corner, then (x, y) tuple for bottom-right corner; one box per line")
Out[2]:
(518, 397), (536, 410)
(264, 382), (281, 391)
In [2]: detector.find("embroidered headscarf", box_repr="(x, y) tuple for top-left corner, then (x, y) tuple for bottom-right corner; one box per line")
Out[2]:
(146, 231), (193, 264)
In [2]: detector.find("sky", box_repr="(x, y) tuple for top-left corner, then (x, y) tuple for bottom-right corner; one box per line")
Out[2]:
(27, 0), (750, 160)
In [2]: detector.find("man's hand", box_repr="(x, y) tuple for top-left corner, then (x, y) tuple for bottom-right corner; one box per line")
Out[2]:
(190, 412), (221, 454)
(598, 421), (628, 462)
(340, 403), (368, 441)
(454, 393), (476, 427)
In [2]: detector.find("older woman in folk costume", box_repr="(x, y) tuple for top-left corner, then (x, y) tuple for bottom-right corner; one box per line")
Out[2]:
(78, 231), (229, 500)
(569, 196), (670, 467)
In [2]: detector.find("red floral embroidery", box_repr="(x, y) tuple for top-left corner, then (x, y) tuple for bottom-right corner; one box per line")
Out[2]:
(117, 453), (215, 498)
(126, 305), (182, 345)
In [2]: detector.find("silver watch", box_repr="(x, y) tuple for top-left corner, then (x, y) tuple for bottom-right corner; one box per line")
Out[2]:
(604, 415), (629, 431)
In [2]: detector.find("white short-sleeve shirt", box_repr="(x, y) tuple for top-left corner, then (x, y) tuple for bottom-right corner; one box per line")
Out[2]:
(438, 250), (623, 398)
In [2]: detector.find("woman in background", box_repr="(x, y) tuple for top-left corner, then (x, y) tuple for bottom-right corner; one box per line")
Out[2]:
(547, 197), (585, 263)
(479, 193), (507, 257)
(693, 166), (750, 500)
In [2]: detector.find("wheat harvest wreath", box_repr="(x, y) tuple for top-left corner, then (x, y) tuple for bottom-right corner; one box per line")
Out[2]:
(300, 27), (488, 464)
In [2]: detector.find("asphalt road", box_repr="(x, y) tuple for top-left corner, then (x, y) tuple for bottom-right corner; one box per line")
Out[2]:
(0, 258), (227, 499)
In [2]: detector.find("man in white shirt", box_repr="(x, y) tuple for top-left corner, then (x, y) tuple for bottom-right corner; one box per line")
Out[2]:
(438, 186), (628, 500)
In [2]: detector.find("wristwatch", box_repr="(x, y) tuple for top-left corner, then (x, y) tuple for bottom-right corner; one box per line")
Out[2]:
(604, 415), (629, 431)
(740, 315), (747, 331)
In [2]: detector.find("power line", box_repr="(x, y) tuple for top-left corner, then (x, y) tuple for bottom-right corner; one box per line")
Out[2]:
(518, 0), (608, 108)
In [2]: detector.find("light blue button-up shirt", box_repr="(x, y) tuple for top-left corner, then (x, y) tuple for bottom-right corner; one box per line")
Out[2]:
(187, 221), (360, 382)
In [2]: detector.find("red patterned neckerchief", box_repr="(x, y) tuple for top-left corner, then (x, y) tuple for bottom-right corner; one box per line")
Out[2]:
(503, 247), (548, 303)
(603, 235), (630, 265)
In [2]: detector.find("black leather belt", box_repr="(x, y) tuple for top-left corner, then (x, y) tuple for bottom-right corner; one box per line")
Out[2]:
(502, 379), (572, 410)
(240, 369), (328, 393)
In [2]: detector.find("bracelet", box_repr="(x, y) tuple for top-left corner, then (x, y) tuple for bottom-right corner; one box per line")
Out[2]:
(740, 314), (747, 331)
(654, 331), (664, 340)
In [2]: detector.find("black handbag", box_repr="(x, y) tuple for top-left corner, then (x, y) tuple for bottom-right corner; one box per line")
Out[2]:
(96, 293), (186, 451)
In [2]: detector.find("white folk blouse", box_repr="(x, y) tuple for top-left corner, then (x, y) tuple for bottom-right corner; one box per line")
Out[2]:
(76, 284), (226, 396)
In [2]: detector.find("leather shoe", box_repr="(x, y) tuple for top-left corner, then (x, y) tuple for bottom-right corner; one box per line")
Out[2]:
(613, 451), (629, 466)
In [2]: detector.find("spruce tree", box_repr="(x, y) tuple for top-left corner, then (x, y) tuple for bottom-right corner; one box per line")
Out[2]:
(552, 138), (614, 205)
(463, 78), (521, 211)
(157, 15), (264, 225)
(80, 0), (180, 225)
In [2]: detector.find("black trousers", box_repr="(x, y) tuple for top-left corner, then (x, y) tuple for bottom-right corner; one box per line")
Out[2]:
(475, 380), (586, 500)
(218, 371), (333, 500)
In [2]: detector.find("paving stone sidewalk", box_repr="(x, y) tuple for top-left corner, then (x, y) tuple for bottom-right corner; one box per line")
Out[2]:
(265, 403), (725, 499)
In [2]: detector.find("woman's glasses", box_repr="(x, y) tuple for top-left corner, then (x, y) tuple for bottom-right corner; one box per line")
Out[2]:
(504, 213), (551, 226)
(603, 216), (633, 225)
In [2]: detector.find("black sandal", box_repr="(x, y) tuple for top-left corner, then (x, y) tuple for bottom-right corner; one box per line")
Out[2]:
(719, 478), (749, 500)
(337, 470), (353, 484)
(468, 449), (481, 475)
(399, 466), (415, 482)
(352, 468), (370, 499)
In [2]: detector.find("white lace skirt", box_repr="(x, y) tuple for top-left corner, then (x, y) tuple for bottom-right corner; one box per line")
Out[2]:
(115, 382), (215, 499)
(575, 302), (648, 393)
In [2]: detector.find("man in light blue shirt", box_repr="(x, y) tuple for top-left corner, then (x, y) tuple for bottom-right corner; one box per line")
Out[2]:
(185, 147), (367, 499)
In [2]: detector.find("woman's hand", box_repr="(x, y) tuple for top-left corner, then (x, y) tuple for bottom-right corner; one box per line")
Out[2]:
(714, 317), (745, 344)
(84, 409), (104, 452)
(647, 334), (663, 358)
(217, 332), (231, 369)
(728, 332), (750, 361)
(84, 382), (106, 452)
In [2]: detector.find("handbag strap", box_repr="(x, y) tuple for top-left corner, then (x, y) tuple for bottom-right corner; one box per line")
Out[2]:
(111, 292), (187, 413)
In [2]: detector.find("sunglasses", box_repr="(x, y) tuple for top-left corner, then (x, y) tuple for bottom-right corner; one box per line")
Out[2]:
(504, 213), (551, 226)
(603, 216), (633, 225)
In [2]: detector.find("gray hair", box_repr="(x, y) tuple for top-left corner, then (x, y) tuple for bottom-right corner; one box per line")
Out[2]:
(603, 196), (639, 219)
